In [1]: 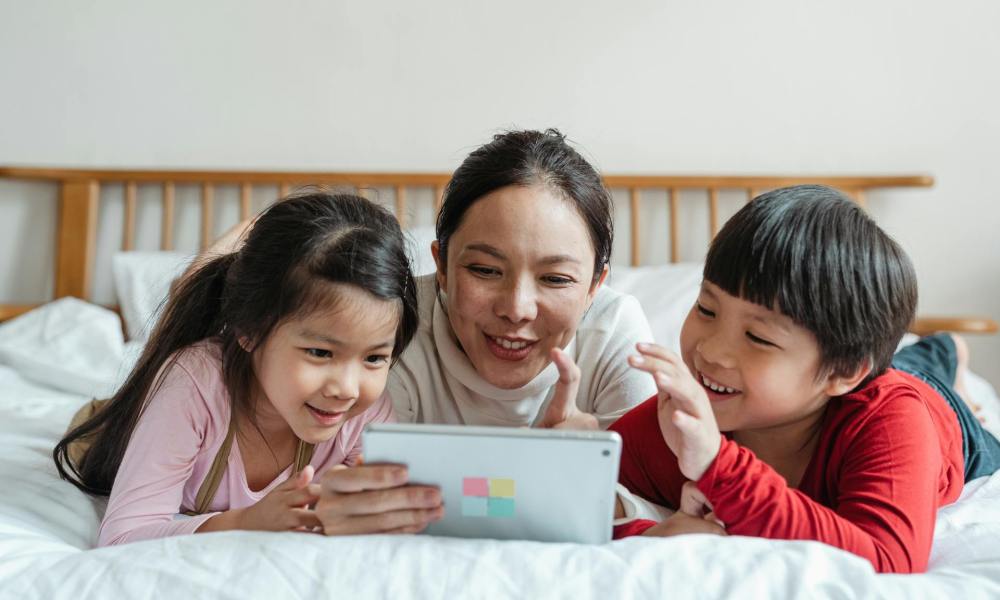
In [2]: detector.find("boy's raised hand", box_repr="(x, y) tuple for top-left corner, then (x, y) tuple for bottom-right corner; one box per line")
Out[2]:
(628, 343), (721, 481)
(538, 347), (599, 430)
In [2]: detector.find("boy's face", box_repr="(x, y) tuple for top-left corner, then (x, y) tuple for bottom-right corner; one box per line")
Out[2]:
(679, 281), (834, 434)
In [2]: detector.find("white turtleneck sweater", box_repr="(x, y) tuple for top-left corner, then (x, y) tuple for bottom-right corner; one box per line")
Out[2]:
(385, 274), (657, 429)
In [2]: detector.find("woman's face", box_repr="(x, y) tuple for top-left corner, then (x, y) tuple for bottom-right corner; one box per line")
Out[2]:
(433, 184), (607, 389)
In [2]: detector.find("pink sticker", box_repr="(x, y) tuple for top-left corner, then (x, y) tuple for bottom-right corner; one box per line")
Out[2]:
(462, 477), (489, 496)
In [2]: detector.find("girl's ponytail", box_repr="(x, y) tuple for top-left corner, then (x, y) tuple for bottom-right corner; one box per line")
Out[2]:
(53, 253), (237, 496)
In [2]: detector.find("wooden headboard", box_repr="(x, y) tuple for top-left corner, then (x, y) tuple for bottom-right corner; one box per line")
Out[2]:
(0, 166), (995, 335)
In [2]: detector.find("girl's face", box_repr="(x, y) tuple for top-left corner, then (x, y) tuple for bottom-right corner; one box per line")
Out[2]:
(679, 281), (855, 435)
(251, 284), (400, 444)
(433, 184), (606, 389)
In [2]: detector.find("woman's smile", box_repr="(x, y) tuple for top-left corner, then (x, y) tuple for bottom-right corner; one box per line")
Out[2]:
(433, 184), (604, 389)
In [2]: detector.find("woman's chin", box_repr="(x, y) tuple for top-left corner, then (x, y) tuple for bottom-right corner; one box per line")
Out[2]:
(476, 356), (547, 389)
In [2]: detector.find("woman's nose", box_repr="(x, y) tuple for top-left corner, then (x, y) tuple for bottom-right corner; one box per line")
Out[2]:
(494, 276), (538, 323)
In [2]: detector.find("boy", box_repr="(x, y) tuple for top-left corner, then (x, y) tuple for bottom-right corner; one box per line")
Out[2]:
(611, 185), (1000, 573)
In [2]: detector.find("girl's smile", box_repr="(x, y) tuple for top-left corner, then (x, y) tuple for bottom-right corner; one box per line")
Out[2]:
(251, 283), (401, 444)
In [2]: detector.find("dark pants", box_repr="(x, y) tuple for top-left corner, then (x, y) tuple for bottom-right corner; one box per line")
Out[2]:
(892, 334), (1000, 481)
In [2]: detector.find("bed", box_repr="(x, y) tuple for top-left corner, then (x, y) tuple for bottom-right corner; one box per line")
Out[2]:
(1, 167), (999, 599)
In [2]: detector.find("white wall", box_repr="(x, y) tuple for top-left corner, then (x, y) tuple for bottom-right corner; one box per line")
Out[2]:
(1, 0), (999, 385)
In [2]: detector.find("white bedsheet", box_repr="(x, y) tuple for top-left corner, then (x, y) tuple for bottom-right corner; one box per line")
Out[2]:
(3, 296), (1000, 599)
(1, 367), (1000, 599)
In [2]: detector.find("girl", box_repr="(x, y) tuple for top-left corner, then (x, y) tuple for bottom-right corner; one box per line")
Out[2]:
(53, 190), (436, 545)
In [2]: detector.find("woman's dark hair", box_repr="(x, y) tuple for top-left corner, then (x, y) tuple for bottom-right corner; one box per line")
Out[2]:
(54, 190), (418, 496)
(704, 184), (917, 386)
(436, 128), (613, 283)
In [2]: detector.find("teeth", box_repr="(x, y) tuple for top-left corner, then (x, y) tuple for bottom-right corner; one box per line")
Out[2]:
(493, 337), (528, 350)
(701, 374), (737, 394)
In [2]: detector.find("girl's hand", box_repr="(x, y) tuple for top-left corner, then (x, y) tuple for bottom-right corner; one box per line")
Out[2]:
(628, 343), (721, 481)
(538, 348), (599, 430)
(238, 465), (323, 532)
(316, 464), (444, 535)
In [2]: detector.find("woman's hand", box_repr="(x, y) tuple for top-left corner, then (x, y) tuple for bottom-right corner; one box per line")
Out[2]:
(315, 464), (444, 535)
(538, 348), (599, 430)
(628, 343), (721, 481)
(198, 465), (322, 533)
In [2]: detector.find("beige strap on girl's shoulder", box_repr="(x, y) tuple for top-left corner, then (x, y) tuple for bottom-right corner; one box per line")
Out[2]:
(183, 416), (238, 516)
(183, 417), (316, 516)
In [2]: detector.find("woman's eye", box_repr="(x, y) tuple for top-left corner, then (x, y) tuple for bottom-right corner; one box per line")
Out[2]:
(696, 303), (715, 318)
(746, 332), (775, 347)
(542, 275), (575, 286)
(466, 265), (500, 277)
(365, 354), (390, 365)
(304, 348), (332, 359)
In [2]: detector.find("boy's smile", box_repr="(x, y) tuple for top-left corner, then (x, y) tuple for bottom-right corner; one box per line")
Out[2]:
(680, 281), (840, 436)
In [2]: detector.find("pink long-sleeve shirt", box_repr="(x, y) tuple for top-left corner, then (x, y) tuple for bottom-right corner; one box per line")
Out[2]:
(98, 340), (393, 546)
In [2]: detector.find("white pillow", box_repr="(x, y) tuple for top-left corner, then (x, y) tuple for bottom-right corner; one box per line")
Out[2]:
(605, 263), (703, 353)
(0, 297), (127, 397)
(111, 231), (434, 343)
(112, 251), (193, 341)
(406, 225), (438, 276)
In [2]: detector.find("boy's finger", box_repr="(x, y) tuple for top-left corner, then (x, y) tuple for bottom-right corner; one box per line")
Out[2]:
(657, 373), (707, 417)
(671, 407), (702, 435)
(679, 481), (712, 516)
(635, 343), (683, 363)
(628, 355), (677, 379)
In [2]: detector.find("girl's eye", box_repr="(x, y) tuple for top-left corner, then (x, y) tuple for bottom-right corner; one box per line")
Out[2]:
(365, 354), (391, 366)
(696, 303), (715, 318)
(466, 265), (500, 277)
(304, 348), (332, 359)
(746, 332), (776, 347)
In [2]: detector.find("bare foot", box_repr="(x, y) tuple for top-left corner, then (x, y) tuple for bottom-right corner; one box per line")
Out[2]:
(950, 333), (985, 422)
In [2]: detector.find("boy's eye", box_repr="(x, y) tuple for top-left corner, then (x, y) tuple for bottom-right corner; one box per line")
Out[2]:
(365, 354), (391, 365)
(745, 332), (776, 347)
(696, 303), (715, 318)
(304, 348), (332, 359)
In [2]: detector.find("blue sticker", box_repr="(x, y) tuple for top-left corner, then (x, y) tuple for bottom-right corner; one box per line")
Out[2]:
(461, 496), (489, 517)
(487, 497), (515, 518)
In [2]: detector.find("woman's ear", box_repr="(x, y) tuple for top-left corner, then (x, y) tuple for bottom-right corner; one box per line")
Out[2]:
(586, 264), (610, 304)
(431, 240), (447, 290)
(822, 358), (872, 397)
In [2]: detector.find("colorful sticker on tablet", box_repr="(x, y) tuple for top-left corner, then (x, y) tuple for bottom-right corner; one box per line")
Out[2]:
(461, 477), (515, 517)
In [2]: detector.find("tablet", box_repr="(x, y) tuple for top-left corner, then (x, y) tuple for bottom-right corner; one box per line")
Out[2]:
(362, 423), (621, 544)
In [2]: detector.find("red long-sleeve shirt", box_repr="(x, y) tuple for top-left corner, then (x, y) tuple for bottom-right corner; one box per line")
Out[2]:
(610, 369), (964, 573)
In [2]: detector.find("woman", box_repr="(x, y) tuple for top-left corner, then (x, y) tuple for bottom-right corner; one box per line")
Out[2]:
(316, 129), (657, 535)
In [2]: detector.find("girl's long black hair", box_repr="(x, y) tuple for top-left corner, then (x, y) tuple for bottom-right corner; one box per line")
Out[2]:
(53, 190), (418, 496)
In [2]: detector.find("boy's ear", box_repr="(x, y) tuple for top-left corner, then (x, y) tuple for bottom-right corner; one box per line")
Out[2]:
(823, 359), (872, 397)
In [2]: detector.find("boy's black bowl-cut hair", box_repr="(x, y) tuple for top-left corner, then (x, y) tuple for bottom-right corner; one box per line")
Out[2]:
(704, 184), (917, 387)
